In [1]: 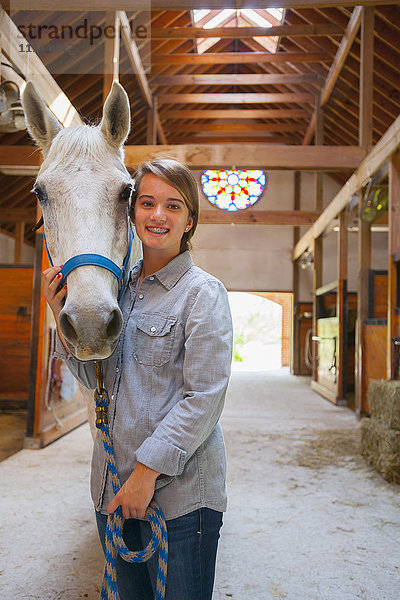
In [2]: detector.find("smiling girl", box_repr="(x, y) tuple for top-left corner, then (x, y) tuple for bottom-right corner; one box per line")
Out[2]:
(43, 158), (233, 600)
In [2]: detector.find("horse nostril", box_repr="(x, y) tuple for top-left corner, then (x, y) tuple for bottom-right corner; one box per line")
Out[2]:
(59, 311), (79, 345)
(106, 308), (123, 341)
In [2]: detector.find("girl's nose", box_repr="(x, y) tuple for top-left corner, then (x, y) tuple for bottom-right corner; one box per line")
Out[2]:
(152, 204), (166, 221)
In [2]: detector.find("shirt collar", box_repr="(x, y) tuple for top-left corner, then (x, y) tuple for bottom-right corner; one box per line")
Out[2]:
(129, 251), (193, 291)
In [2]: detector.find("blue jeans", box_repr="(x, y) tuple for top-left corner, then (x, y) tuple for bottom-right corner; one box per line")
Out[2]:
(95, 508), (223, 600)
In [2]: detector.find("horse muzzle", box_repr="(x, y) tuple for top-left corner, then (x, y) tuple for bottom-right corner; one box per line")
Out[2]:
(59, 304), (123, 361)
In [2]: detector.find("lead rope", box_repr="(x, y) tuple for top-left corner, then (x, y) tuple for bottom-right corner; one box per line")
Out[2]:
(94, 361), (168, 600)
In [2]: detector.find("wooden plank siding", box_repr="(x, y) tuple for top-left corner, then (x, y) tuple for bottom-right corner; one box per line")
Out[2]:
(362, 321), (387, 414)
(369, 271), (388, 319)
(0, 266), (33, 402)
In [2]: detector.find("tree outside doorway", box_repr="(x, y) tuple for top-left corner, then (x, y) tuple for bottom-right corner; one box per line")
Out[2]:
(228, 292), (282, 371)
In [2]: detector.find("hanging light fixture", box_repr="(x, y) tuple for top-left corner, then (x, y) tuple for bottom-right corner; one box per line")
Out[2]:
(0, 80), (26, 132)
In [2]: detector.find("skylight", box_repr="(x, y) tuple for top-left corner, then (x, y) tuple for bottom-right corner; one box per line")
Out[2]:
(192, 8), (285, 54)
(203, 9), (236, 29)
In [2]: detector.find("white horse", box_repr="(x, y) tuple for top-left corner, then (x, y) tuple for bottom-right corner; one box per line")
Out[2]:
(22, 81), (142, 436)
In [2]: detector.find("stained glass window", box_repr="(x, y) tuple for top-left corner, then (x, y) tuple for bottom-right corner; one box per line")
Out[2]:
(201, 170), (266, 211)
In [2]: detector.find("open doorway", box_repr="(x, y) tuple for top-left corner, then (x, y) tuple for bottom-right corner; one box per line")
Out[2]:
(228, 292), (292, 372)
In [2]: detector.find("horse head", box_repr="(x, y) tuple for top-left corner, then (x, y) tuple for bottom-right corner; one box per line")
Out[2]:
(22, 81), (140, 361)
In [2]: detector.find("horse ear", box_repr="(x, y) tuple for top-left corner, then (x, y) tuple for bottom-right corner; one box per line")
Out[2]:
(100, 82), (131, 148)
(21, 81), (62, 155)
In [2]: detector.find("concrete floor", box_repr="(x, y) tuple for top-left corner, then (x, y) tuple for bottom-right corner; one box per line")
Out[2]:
(0, 369), (399, 600)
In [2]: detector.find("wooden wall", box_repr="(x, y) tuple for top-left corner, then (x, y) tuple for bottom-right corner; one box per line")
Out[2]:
(0, 266), (33, 409)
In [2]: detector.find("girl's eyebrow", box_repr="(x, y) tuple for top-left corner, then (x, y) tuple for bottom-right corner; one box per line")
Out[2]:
(138, 194), (185, 204)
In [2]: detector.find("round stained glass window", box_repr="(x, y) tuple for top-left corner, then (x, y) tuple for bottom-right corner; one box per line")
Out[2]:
(201, 169), (266, 211)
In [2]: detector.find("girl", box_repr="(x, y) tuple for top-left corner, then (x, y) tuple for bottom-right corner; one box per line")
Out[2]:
(42, 158), (233, 600)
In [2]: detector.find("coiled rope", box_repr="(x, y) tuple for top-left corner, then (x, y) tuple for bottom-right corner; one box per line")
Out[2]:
(94, 361), (168, 600)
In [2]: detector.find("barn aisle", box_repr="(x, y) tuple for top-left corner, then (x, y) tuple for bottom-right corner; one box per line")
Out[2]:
(1, 369), (399, 600)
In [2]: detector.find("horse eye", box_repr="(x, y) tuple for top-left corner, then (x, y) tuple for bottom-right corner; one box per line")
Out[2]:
(120, 184), (133, 203)
(32, 187), (47, 204)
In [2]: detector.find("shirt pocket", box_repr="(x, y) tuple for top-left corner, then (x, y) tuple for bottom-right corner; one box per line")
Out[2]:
(133, 313), (177, 367)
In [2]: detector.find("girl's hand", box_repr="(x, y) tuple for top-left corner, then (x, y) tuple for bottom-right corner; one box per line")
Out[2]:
(42, 265), (67, 321)
(107, 462), (160, 520)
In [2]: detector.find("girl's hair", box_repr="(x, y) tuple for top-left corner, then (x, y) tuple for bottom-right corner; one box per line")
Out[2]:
(131, 157), (199, 253)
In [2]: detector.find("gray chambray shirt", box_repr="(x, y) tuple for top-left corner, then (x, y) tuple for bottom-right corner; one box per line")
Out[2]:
(55, 251), (233, 520)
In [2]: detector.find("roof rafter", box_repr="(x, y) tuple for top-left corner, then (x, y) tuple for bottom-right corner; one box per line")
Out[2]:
(302, 6), (362, 144)
(118, 10), (167, 143)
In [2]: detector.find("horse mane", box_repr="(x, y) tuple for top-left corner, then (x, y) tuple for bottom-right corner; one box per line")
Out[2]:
(46, 125), (125, 166)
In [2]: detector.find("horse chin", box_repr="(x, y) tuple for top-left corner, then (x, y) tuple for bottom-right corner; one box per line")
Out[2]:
(67, 339), (118, 362)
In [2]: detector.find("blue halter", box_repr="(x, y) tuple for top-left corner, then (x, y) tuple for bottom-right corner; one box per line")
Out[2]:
(44, 221), (134, 301)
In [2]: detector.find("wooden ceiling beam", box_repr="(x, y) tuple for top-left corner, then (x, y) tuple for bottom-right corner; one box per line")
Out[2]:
(199, 210), (320, 225)
(159, 109), (311, 120)
(158, 92), (315, 104)
(0, 144), (367, 172)
(163, 122), (298, 132)
(149, 24), (343, 39)
(165, 136), (298, 144)
(0, 208), (35, 223)
(152, 73), (322, 86)
(302, 6), (362, 145)
(124, 144), (365, 170)
(151, 52), (329, 65)
(6, 1), (392, 9)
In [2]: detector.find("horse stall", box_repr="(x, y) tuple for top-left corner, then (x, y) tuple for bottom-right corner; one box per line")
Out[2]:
(22, 233), (88, 448)
(0, 265), (33, 412)
(311, 281), (357, 407)
(292, 301), (313, 376)
(360, 270), (388, 414)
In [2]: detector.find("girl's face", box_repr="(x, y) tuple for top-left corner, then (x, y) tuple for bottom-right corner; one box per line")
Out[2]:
(133, 174), (193, 257)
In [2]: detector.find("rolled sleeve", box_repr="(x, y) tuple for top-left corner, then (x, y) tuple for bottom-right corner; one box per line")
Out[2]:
(135, 279), (233, 476)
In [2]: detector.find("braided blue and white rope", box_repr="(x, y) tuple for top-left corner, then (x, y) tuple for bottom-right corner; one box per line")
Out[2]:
(94, 367), (168, 600)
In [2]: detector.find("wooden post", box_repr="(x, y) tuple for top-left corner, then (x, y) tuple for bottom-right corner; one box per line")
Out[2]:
(314, 97), (324, 213)
(337, 210), (348, 403)
(355, 6), (374, 417)
(312, 237), (323, 382)
(312, 98), (323, 382)
(355, 211), (371, 417)
(14, 221), (25, 264)
(103, 12), (120, 101)
(292, 171), (301, 375)
(146, 95), (158, 145)
(387, 150), (400, 379)
(359, 7), (374, 148)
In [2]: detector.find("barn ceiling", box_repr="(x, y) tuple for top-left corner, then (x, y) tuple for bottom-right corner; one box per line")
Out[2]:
(0, 3), (399, 246)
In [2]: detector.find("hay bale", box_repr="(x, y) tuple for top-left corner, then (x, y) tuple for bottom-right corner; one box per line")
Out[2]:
(368, 380), (400, 430)
(361, 417), (400, 484)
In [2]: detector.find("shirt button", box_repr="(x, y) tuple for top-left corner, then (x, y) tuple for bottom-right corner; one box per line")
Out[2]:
(111, 395), (114, 400)
(116, 367), (119, 372)
(149, 276), (155, 281)
(150, 326), (156, 332)
(138, 293), (144, 299)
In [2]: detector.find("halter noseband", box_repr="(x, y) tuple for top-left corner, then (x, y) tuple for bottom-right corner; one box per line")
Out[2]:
(44, 221), (134, 301)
